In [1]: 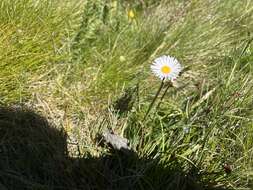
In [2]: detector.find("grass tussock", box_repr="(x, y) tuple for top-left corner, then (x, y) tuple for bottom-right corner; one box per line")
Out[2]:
(0, 0), (253, 189)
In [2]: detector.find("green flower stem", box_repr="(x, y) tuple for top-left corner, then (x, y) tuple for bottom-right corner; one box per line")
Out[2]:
(143, 78), (165, 121)
(155, 81), (173, 111)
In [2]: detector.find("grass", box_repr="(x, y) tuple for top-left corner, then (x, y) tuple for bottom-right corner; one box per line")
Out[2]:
(0, 0), (253, 189)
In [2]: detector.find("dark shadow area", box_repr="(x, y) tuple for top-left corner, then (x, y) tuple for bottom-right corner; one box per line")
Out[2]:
(0, 107), (229, 190)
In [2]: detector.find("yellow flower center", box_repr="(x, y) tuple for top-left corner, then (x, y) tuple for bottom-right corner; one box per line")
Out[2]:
(161, 66), (171, 74)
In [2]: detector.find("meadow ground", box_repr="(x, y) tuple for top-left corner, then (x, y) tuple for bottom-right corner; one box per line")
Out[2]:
(0, 0), (253, 189)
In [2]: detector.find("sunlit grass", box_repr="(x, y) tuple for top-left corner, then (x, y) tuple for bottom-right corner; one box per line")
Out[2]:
(0, 0), (84, 103)
(0, 0), (253, 189)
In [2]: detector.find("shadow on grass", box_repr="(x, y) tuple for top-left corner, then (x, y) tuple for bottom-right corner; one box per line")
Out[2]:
(0, 107), (227, 190)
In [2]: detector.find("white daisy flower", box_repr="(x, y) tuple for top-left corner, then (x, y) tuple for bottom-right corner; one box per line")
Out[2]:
(151, 55), (182, 81)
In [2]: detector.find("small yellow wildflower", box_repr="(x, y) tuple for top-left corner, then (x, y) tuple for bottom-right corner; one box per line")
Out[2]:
(119, 56), (126, 62)
(128, 10), (135, 19)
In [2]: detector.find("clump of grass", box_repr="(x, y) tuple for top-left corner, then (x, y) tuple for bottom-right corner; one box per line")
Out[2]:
(0, 0), (84, 103)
